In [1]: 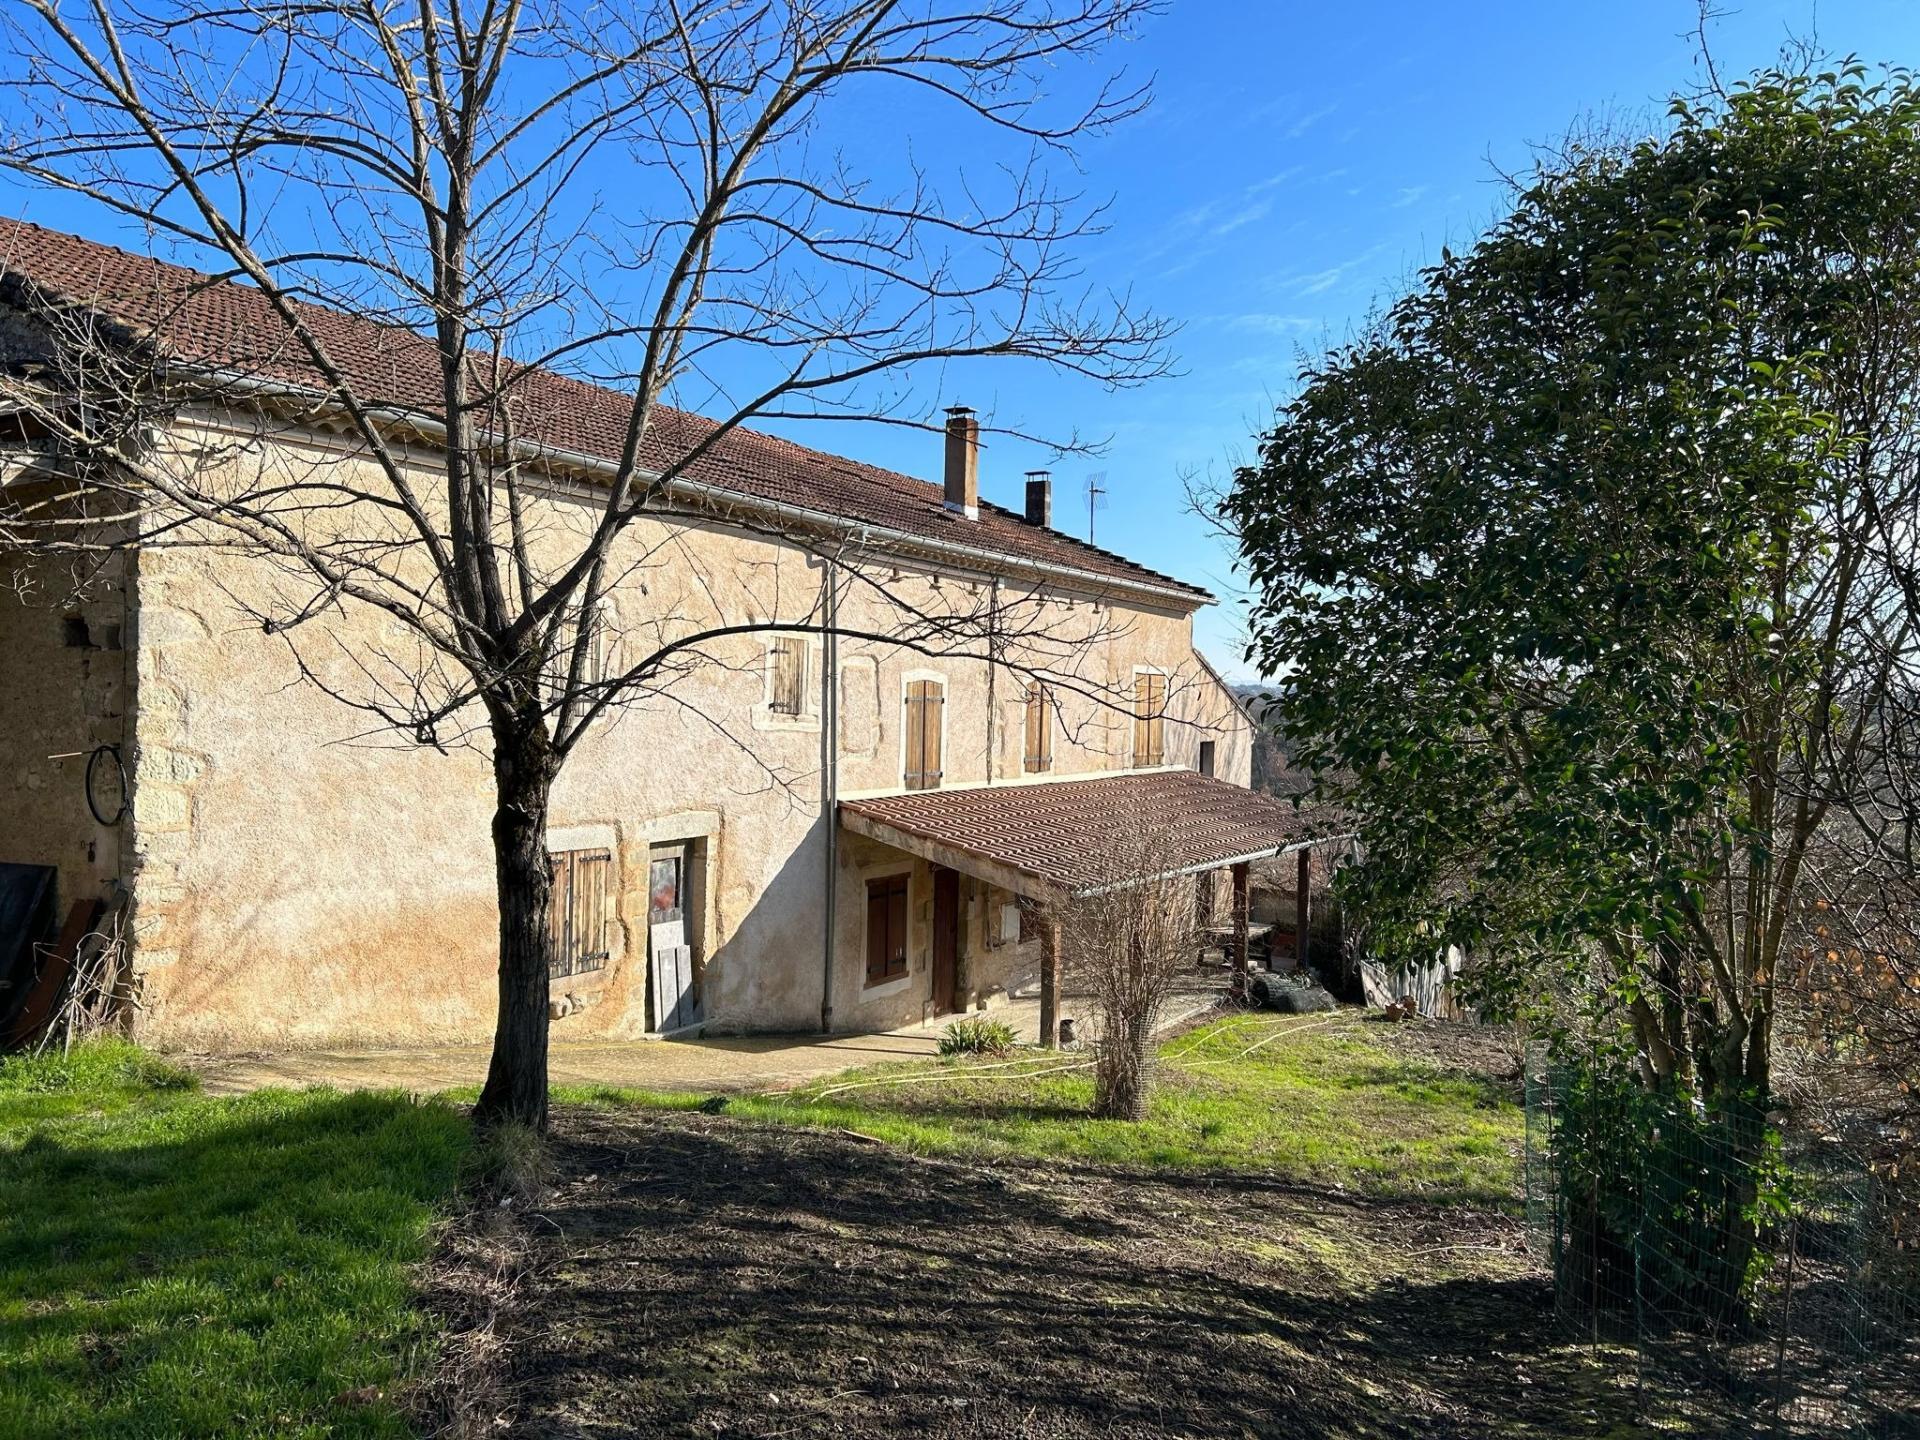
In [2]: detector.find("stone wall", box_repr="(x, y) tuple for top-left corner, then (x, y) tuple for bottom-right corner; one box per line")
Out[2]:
(0, 551), (129, 919)
(106, 417), (1248, 1049)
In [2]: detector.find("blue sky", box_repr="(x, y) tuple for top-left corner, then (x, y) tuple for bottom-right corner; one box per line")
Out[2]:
(862, 0), (1920, 681)
(6, 2), (1919, 681)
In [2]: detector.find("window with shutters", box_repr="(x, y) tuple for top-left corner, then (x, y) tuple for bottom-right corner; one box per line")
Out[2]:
(985, 887), (1024, 949)
(548, 600), (616, 710)
(1132, 670), (1166, 767)
(769, 635), (808, 717)
(1018, 897), (1041, 943)
(902, 676), (945, 790)
(865, 873), (910, 985)
(755, 634), (818, 729)
(548, 848), (612, 979)
(1023, 680), (1052, 774)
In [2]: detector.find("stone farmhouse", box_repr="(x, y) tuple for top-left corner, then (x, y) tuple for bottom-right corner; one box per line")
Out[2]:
(0, 220), (1315, 1053)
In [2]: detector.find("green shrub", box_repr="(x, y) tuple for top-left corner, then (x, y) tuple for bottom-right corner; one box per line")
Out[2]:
(938, 1017), (1018, 1057)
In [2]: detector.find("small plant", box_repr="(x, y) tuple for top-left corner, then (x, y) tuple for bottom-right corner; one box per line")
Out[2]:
(467, 1118), (552, 1205)
(939, 1017), (1018, 1057)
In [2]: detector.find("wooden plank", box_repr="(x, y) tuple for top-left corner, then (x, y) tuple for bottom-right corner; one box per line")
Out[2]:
(921, 687), (936, 791)
(885, 876), (908, 979)
(931, 868), (958, 1012)
(904, 681), (927, 788)
(5, 899), (103, 1050)
(1231, 861), (1251, 998)
(1295, 848), (1311, 973)
(866, 880), (889, 984)
(1039, 916), (1061, 1049)
(837, 809), (1056, 901)
(1148, 674), (1166, 764)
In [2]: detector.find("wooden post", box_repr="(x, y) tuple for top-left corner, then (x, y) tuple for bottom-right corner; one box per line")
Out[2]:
(1039, 916), (1061, 1048)
(1295, 848), (1311, 973)
(1195, 871), (1214, 966)
(1231, 861), (1250, 997)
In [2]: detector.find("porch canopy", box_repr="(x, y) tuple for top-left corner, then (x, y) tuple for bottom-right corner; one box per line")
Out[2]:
(840, 771), (1338, 1046)
(839, 769), (1327, 902)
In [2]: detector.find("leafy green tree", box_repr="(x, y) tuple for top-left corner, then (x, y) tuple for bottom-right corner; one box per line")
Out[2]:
(1228, 64), (1920, 1220)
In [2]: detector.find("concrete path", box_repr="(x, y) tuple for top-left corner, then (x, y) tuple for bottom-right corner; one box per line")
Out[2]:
(189, 968), (1234, 1098)
(191, 1029), (944, 1098)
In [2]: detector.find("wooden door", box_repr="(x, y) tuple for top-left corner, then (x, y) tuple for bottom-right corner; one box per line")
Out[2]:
(648, 844), (700, 1033)
(931, 867), (960, 1015)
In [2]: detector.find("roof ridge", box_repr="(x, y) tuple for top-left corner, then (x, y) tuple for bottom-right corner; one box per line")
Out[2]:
(0, 217), (1211, 603)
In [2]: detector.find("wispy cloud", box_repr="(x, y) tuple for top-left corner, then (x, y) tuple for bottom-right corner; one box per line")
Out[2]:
(1284, 103), (1338, 140)
(1211, 199), (1274, 237)
(1391, 184), (1431, 209)
(1248, 165), (1305, 195)
(1297, 266), (1348, 296)
(1227, 313), (1319, 335)
(1281, 242), (1392, 298)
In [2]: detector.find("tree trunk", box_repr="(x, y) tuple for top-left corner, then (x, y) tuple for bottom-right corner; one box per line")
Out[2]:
(474, 717), (556, 1132)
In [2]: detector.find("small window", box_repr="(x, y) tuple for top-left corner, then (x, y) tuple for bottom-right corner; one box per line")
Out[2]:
(550, 600), (616, 706)
(1198, 740), (1217, 777)
(1023, 681), (1053, 774)
(1018, 898), (1041, 944)
(549, 848), (612, 979)
(587, 600), (616, 691)
(986, 890), (1023, 949)
(904, 678), (945, 790)
(865, 873), (910, 985)
(1133, 671), (1166, 767)
(769, 636), (808, 717)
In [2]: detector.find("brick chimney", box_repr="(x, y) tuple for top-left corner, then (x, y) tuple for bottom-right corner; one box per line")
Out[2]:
(1024, 470), (1052, 528)
(943, 406), (979, 519)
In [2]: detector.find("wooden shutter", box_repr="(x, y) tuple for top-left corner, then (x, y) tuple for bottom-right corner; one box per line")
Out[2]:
(866, 874), (909, 983)
(550, 851), (573, 979)
(1132, 672), (1166, 767)
(887, 877), (908, 977)
(866, 879), (890, 984)
(770, 637), (806, 716)
(1148, 674), (1166, 764)
(904, 679), (944, 789)
(1024, 681), (1051, 773)
(926, 683), (944, 786)
(904, 682), (927, 788)
(549, 848), (611, 978)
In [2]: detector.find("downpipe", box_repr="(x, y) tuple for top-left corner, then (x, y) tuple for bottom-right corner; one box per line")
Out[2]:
(819, 560), (840, 1033)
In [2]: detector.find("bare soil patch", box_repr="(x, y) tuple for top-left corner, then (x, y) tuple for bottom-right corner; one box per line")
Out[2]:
(466, 1104), (1635, 1439)
(1360, 1013), (1526, 1092)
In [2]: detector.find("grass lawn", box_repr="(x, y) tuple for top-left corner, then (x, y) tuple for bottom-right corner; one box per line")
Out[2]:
(0, 1042), (468, 1440)
(562, 1010), (1525, 1205)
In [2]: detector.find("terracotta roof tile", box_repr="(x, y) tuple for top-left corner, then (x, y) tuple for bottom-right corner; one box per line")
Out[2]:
(841, 770), (1332, 896)
(0, 219), (1209, 603)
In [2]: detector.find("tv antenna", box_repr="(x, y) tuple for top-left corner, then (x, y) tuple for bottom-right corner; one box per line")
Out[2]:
(1084, 472), (1108, 542)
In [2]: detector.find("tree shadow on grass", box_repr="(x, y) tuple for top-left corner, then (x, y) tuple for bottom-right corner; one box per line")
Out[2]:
(501, 1108), (1633, 1440)
(0, 1087), (467, 1440)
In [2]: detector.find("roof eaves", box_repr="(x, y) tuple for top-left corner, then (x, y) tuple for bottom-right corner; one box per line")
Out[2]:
(0, 221), (1215, 608)
(170, 362), (1217, 611)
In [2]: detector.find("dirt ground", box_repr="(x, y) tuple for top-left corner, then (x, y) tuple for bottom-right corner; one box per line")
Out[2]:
(188, 976), (1228, 1098)
(427, 1019), (1639, 1440)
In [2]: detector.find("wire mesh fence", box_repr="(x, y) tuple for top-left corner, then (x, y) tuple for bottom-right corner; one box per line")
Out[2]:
(1524, 1061), (1918, 1438)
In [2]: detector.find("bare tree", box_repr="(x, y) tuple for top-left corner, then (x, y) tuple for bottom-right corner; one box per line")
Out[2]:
(1057, 835), (1200, 1121)
(0, 0), (1173, 1129)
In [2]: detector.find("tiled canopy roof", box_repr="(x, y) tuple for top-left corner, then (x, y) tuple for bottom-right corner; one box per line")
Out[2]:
(0, 219), (1209, 604)
(840, 770), (1336, 897)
